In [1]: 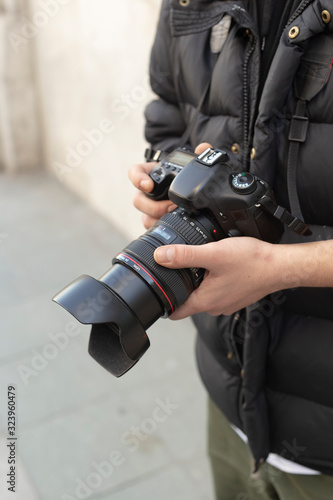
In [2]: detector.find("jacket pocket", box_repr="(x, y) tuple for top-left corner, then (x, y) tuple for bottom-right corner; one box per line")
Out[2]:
(294, 33), (333, 102)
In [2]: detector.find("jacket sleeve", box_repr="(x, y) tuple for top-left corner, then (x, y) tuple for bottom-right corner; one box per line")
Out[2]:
(144, 0), (187, 152)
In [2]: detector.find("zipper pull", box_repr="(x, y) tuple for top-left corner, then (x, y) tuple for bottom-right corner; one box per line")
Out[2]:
(261, 36), (266, 51)
(245, 29), (254, 43)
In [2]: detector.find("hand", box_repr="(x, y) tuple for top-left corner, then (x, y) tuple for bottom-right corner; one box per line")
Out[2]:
(128, 143), (213, 229)
(128, 160), (177, 229)
(154, 237), (277, 319)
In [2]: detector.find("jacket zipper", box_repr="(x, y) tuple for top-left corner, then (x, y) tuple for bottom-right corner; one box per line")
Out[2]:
(286, 0), (314, 26)
(225, 311), (243, 369)
(242, 0), (313, 171)
(242, 34), (256, 170)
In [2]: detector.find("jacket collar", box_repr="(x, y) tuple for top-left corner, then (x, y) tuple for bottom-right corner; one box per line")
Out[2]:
(170, 1), (256, 37)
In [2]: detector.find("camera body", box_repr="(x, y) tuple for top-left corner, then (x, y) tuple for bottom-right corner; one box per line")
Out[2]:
(147, 147), (282, 243)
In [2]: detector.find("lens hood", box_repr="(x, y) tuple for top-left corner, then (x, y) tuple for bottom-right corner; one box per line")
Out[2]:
(52, 275), (150, 377)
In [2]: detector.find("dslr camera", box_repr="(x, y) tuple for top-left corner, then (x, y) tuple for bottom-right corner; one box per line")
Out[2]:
(53, 147), (309, 377)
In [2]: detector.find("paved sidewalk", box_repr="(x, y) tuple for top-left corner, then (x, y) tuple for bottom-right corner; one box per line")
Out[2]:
(0, 171), (214, 500)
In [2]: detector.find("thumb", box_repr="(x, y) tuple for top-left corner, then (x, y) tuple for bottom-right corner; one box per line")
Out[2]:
(194, 142), (213, 155)
(154, 244), (210, 269)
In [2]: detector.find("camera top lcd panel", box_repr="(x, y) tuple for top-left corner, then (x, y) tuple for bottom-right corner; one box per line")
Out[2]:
(147, 149), (196, 201)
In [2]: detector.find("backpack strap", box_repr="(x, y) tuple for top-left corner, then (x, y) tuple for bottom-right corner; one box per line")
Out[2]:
(287, 98), (309, 220)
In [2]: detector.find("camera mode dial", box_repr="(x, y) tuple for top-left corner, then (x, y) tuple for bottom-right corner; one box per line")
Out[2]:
(231, 173), (256, 194)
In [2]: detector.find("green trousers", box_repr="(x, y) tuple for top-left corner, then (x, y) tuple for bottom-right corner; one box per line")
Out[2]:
(208, 398), (333, 500)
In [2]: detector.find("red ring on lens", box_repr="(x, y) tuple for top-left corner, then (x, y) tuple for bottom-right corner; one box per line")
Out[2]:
(118, 253), (174, 313)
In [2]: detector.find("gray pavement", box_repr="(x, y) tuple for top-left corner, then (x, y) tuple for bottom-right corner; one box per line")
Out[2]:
(0, 171), (214, 500)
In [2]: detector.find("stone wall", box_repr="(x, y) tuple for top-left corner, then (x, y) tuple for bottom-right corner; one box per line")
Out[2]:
(29, 0), (162, 239)
(0, 0), (42, 172)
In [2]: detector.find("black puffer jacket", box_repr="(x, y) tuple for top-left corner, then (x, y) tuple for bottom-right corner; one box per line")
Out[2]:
(145, 0), (333, 474)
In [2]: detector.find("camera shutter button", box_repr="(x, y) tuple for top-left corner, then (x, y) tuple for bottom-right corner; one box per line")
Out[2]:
(152, 168), (164, 182)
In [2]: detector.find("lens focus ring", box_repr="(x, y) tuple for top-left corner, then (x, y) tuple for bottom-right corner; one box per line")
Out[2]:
(124, 239), (190, 307)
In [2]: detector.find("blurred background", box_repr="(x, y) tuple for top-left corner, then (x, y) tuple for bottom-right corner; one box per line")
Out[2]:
(0, 1), (214, 499)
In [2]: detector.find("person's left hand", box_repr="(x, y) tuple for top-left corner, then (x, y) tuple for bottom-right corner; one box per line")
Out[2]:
(154, 237), (277, 319)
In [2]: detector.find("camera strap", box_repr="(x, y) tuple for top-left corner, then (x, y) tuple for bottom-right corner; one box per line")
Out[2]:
(256, 194), (311, 236)
(144, 148), (165, 162)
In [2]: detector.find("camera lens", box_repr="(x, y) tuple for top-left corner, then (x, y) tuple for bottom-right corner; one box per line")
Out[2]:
(112, 207), (218, 314)
(53, 207), (218, 376)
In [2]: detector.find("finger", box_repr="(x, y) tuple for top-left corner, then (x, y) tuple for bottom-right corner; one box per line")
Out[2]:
(133, 190), (177, 219)
(169, 291), (207, 320)
(142, 214), (158, 230)
(194, 142), (213, 155)
(128, 162), (157, 192)
(154, 243), (215, 270)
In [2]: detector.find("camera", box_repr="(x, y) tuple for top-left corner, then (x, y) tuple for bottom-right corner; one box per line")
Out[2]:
(53, 147), (309, 377)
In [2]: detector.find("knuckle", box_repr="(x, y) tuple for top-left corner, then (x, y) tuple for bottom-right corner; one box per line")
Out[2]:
(145, 161), (157, 172)
(128, 164), (140, 182)
(133, 191), (143, 210)
(142, 214), (156, 230)
(191, 293), (207, 314)
(142, 214), (150, 229)
(181, 245), (196, 267)
(151, 202), (166, 219)
(209, 309), (222, 317)
(150, 204), (160, 219)
(127, 164), (134, 180)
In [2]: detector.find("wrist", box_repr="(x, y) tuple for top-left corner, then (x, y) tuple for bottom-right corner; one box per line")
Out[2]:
(268, 241), (326, 291)
(255, 241), (291, 295)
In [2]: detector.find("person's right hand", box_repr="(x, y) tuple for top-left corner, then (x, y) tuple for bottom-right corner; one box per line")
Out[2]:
(128, 161), (177, 229)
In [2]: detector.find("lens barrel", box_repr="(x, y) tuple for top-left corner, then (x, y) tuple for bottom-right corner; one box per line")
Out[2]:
(53, 207), (218, 376)
(112, 208), (218, 313)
